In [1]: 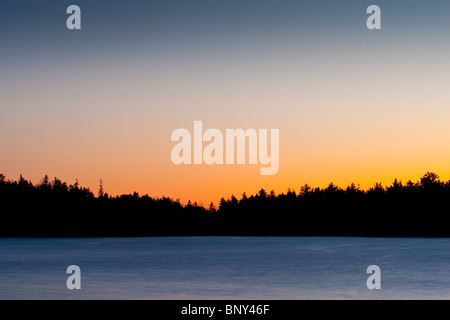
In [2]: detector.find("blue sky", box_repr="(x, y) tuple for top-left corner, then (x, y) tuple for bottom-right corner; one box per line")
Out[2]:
(1, 1), (450, 204)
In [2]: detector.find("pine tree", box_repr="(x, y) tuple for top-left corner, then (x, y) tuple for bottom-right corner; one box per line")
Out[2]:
(98, 179), (104, 198)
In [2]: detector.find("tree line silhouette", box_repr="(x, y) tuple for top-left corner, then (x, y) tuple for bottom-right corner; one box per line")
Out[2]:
(1, 172), (449, 237)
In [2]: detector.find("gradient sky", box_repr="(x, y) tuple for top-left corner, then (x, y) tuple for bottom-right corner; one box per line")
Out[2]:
(1, 0), (450, 206)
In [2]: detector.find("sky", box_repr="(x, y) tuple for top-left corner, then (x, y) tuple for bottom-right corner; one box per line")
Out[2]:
(1, 0), (450, 206)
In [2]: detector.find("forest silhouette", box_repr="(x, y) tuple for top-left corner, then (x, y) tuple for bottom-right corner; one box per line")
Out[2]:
(1, 172), (449, 237)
